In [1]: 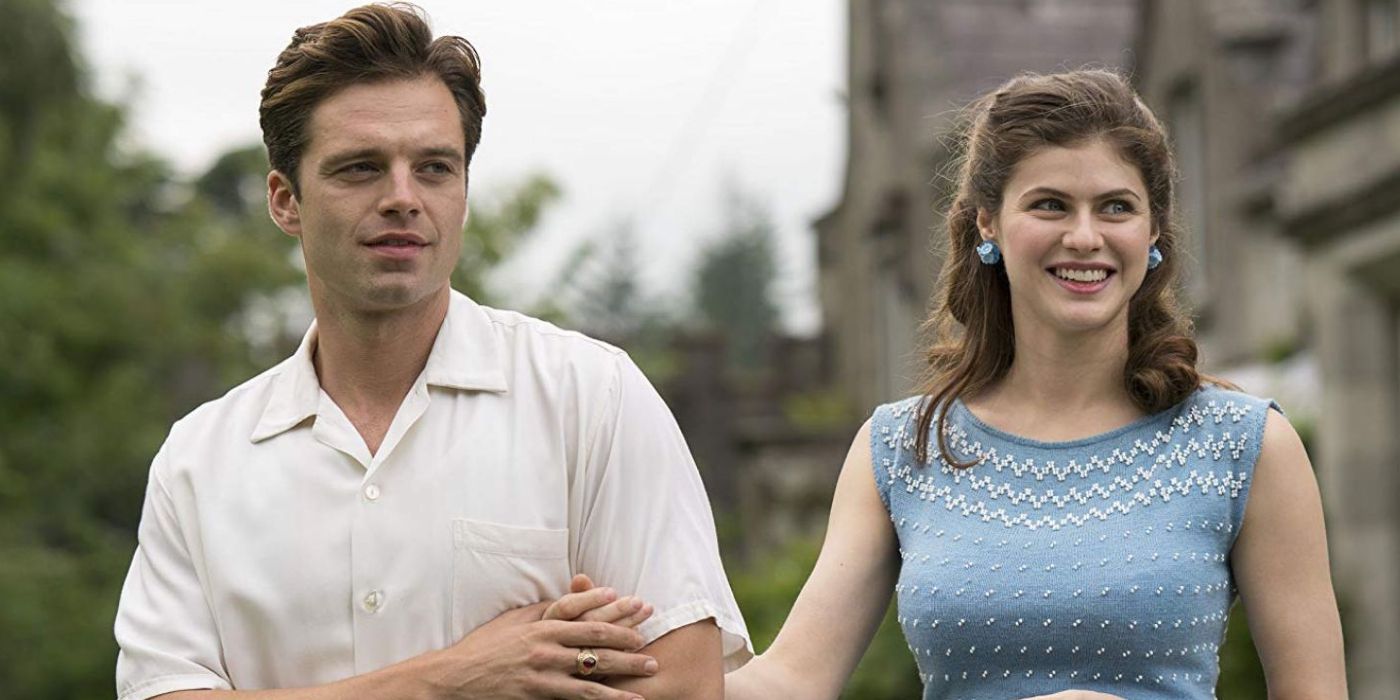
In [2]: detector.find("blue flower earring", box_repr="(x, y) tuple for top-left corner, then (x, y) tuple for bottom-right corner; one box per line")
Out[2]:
(1147, 245), (1163, 270)
(976, 240), (1001, 265)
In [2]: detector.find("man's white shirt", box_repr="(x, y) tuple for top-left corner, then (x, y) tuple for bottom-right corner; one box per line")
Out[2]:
(114, 290), (752, 700)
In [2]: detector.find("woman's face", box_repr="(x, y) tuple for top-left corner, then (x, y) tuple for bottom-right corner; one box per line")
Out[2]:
(977, 137), (1157, 340)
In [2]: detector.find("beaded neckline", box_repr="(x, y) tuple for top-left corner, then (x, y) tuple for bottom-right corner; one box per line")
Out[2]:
(950, 398), (1183, 450)
(877, 390), (1260, 530)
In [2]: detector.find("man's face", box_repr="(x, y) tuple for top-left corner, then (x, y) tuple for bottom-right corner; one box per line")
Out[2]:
(268, 76), (467, 314)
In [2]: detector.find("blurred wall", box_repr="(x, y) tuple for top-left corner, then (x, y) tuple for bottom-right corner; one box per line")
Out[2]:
(815, 0), (1138, 415)
(1143, 1), (1400, 696)
(1275, 1), (1400, 696)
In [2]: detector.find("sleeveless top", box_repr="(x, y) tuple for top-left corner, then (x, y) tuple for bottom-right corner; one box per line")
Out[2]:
(869, 386), (1278, 700)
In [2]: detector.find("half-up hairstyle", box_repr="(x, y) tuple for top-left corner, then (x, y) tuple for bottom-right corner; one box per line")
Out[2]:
(914, 69), (1222, 467)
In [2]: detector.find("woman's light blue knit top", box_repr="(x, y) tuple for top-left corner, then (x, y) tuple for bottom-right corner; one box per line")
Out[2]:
(870, 386), (1277, 700)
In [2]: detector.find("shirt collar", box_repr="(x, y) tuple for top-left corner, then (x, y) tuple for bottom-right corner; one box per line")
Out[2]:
(422, 290), (510, 393)
(250, 289), (508, 443)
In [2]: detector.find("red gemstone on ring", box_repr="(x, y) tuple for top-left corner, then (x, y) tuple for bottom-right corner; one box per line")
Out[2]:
(582, 657), (597, 669)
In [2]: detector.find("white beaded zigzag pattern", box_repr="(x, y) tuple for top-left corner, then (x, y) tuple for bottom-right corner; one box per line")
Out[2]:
(878, 398), (1256, 530)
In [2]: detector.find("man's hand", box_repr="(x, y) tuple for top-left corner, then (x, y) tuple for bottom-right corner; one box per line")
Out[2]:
(546, 576), (721, 700)
(418, 581), (658, 700)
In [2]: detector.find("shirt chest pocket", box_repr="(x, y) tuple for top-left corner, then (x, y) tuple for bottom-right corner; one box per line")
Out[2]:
(450, 518), (571, 640)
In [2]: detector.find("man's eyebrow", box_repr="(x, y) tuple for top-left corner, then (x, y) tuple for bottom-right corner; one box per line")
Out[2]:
(316, 146), (464, 173)
(1019, 186), (1143, 201)
(417, 146), (465, 163)
(318, 148), (381, 173)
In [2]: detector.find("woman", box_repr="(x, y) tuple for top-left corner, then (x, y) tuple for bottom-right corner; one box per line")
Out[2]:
(723, 70), (1346, 699)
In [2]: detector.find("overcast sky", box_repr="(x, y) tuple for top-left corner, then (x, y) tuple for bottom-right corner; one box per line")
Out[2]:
(71, 0), (845, 334)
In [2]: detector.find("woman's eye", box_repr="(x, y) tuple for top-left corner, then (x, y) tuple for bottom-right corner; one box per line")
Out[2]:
(1030, 199), (1065, 212)
(1102, 200), (1134, 215)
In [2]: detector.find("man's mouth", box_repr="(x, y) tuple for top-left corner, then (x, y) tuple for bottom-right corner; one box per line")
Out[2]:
(364, 234), (428, 259)
(365, 233), (428, 247)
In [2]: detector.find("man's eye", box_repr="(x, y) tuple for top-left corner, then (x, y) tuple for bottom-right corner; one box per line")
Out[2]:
(1030, 199), (1065, 212)
(342, 162), (378, 175)
(422, 162), (452, 175)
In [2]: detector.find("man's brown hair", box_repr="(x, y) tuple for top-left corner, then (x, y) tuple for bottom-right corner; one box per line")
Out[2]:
(259, 2), (485, 194)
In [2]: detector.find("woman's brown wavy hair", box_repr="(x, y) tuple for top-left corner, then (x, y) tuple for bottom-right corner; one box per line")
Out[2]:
(914, 69), (1226, 468)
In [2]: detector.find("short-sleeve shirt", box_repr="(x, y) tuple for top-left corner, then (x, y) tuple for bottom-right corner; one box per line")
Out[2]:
(870, 386), (1276, 700)
(114, 290), (752, 700)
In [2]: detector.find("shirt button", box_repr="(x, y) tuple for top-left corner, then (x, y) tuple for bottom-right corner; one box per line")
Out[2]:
(363, 589), (384, 613)
(364, 484), (381, 501)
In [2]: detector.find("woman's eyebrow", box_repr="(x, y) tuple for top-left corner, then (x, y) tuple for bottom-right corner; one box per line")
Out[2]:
(1019, 186), (1142, 201)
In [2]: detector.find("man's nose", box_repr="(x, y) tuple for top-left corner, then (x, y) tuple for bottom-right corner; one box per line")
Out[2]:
(378, 166), (422, 218)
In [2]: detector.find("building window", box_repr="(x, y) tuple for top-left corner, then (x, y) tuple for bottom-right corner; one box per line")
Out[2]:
(1367, 0), (1399, 62)
(1169, 79), (1208, 304)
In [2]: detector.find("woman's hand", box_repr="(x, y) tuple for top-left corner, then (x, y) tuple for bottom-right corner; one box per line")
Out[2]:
(542, 573), (655, 629)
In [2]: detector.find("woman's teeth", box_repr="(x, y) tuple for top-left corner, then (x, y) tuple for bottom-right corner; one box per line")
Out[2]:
(1053, 268), (1109, 283)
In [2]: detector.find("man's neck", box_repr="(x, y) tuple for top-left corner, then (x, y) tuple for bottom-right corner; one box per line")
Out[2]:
(310, 287), (451, 446)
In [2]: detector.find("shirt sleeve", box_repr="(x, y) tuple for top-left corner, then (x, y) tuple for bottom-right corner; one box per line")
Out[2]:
(114, 445), (232, 700)
(571, 354), (753, 672)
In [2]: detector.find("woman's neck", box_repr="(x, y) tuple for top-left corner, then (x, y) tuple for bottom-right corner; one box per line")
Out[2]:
(966, 315), (1143, 441)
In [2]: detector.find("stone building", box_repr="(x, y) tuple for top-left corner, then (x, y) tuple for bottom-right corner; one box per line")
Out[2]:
(1134, 0), (1313, 367)
(815, 0), (1139, 414)
(1136, 1), (1400, 697)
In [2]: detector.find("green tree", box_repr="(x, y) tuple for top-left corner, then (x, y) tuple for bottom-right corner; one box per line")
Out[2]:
(452, 173), (561, 303)
(550, 223), (679, 380)
(0, 2), (559, 696)
(0, 6), (300, 694)
(693, 189), (779, 374)
(562, 224), (646, 338)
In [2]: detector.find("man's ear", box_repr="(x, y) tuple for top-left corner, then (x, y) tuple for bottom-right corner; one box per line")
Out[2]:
(975, 207), (997, 242)
(267, 170), (302, 237)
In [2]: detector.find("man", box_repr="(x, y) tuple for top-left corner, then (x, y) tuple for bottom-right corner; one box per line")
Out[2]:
(113, 5), (749, 699)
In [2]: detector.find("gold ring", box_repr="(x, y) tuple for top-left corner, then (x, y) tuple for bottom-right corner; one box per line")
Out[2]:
(576, 648), (600, 676)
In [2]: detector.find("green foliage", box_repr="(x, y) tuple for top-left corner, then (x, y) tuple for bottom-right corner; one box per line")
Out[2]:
(0, 6), (302, 696)
(1259, 334), (1302, 365)
(547, 223), (681, 382)
(783, 389), (858, 433)
(1216, 603), (1267, 699)
(0, 3), (560, 696)
(727, 538), (924, 699)
(693, 189), (779, 374)
(452, 172), (561, 303)
(560, 224), (650, 339)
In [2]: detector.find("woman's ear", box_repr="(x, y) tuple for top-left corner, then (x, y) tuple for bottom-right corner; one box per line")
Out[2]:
(267, 170), (302, 238)
(976, 207), (997, 242)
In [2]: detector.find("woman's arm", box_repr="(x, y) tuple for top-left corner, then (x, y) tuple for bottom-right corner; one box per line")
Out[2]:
(725, 419), (900, 700)
(1232, 410), (1347, 699)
